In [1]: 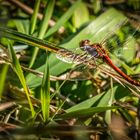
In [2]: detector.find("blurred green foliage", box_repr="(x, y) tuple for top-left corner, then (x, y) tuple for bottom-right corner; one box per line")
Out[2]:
(0, 0), (140, 139)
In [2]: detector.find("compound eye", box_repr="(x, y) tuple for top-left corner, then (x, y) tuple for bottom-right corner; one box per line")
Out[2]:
(84, 40), (90, 44)
(79, 39), (90, 47)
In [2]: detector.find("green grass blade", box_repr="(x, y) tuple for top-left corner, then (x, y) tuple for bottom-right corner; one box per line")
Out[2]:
(60, 9), (127, 49)
(45, 0), (81, 38)
(29, 0), (55, 68)
(72, 2), (89, 28)
(105, 78), (114, 124)
(30, 0), (41, 34)
(66, 93), (105, 112)
(0, 27), (60, 52)
(0, 64), (9, 99)
(14, 20), (28, 34)
(55, 106), (119, 120)
(8, 42), (35, 117)
(38, 0), (55, 39)
(66, 87), (117, 113)
(41, 54), (50, 122)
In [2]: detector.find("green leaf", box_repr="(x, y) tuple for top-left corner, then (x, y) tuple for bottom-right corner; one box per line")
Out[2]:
(66, 93), (104, 113)
(55, 106), (119, 120)
(0, 27), (60, 52)
(29, 0), (55, 68)
(60, 8), (127, 49)
(92, 0), (101, 14)
(105, 78), (114, 124)
(8, 42), (35, 117)
(121, 35), (136, 63)
(41, 54), (50, 122)
(72, 2), (89, 28)
(38, 0), (55, 39)
(14, 20), (30, 34)
(45, 0), (82, 37)
(0, 64), (9, 99)
(66, 86), (117, 113)
(30, 0), (41, 34)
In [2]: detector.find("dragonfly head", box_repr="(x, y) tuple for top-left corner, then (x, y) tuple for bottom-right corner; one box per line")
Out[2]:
(79, 40), (91, 51)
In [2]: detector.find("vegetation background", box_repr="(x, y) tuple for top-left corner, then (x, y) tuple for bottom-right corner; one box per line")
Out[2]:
(0, 0), (140, 139)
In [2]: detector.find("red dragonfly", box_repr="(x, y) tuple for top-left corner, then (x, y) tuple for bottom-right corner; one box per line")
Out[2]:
(79, 39), (140, 86)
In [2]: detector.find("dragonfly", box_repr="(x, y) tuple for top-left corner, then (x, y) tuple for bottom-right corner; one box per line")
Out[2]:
(0, 26), (140, 87)
(79, 39), (140, 86)
(56, 37), (140, 87)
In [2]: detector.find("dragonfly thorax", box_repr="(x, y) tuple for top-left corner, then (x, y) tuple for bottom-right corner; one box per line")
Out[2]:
(79, 40), (103, 58)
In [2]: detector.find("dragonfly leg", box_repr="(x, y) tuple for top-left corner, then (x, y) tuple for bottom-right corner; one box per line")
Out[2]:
(86, 55), (98, 69)
(92, 56), (97, 67)
(73, 52), (88, 63)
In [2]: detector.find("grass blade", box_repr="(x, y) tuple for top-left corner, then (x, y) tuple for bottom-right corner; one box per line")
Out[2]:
(30, 0), (41, 34)
(0, 27), (60, 52)
(45, 0), (81, 37)
(41, 54), (50, 122)
(38, 0), (55, 39)
(7, 41), (35, 117)
(29, 0), (55, 68)
(105, 78), (114, 124)
(0, 64), (9, 99)
(72, 2), (89, 28)
(56, 106), (119, 120)
(66, 87), (117, 113)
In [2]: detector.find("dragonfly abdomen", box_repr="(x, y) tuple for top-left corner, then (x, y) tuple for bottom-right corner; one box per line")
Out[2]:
(104, 55), (140, 86)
